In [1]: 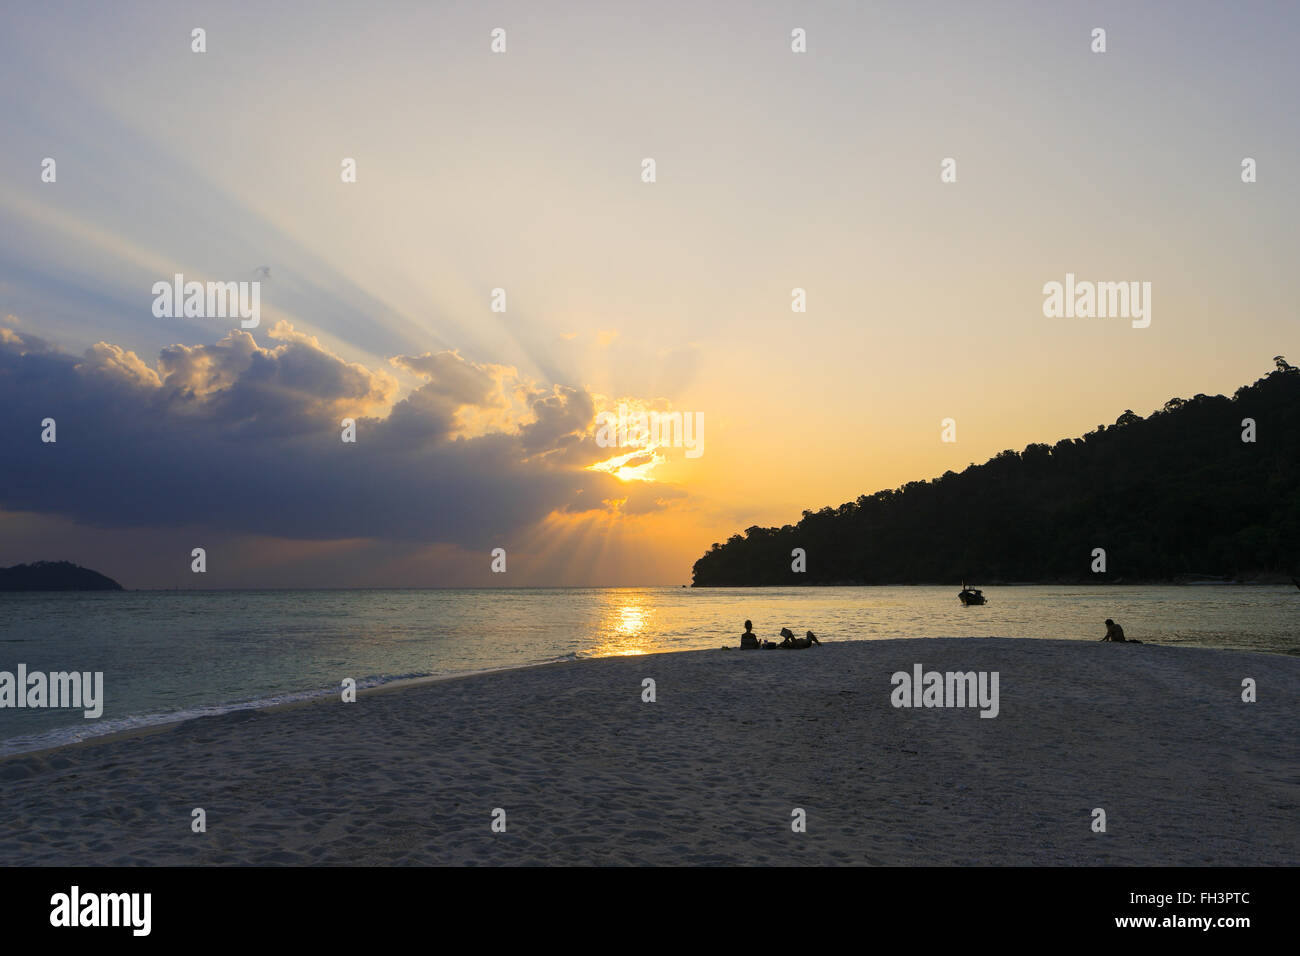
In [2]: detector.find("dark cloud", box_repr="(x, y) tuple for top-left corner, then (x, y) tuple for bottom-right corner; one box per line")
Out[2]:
(519, 384), (596, 458)
(152, 323), (396, 438)
(0, 325), (681, 547)
(382, 349), (508, 445)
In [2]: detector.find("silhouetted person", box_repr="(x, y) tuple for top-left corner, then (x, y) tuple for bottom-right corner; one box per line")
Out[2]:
(740, 619), (760, 650)
(778, 627), (818, 649)
(1101, 618), (1141, 643)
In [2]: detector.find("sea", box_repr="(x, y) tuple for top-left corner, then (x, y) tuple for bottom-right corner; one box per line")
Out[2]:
(1, 585), (1296, 756)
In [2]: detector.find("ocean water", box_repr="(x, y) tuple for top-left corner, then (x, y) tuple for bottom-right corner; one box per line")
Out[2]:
(0, 585), (1296, 755)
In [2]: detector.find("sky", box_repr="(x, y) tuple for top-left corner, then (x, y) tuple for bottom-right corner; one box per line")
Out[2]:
(1, 0), (1297, 588)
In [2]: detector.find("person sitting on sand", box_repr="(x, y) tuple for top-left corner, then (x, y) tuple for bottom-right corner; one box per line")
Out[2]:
(740, 619), (760, 650)
(1100, 619), (1142, 643)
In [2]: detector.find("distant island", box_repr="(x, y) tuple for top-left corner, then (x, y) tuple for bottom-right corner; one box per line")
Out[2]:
(0, 561), (124, 591)
(693, 359), (1300, 587)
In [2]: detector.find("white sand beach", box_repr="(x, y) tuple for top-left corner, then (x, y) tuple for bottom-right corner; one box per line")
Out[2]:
(0, 638), (1295, 866)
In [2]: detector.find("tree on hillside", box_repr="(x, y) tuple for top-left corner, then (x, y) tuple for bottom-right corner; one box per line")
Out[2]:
(691, 359), (1300, 586)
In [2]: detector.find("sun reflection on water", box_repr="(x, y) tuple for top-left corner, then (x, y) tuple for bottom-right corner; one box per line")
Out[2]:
(592, 600), (655, 656)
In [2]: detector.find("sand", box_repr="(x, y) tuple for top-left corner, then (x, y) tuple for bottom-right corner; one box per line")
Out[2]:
(0, 637), (1295, 865)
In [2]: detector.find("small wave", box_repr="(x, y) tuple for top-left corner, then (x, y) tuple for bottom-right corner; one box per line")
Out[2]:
(0, 671), (433, 758)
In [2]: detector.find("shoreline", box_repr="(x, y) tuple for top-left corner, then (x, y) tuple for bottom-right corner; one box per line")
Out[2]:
(4, 635), (1297, 763)
(1, 636), (1296, 865)
(2, 635), (1294, 763)
(0, 659), (575, 762)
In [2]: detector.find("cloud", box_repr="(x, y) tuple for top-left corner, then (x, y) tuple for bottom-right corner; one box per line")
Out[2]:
(618, 452), (657, 470)
(519, 384), (595, 457)
(0, 325), (685, 548)
(152, 322), (398, 438)
(385, 349), (518, 441)
(77, 341), (162, 389)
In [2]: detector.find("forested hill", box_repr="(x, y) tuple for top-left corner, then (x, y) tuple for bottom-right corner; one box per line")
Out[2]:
(0, 561), (123, 591)
(692, 362), (1300, 586)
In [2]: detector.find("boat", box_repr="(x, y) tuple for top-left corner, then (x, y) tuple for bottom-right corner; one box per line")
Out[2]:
(958, 584), (986, 606)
